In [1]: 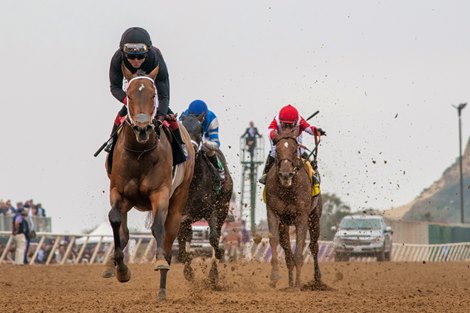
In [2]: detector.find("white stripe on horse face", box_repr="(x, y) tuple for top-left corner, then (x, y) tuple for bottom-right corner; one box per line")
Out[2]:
(138, 83), (145, 91)
(284, 142), (289, 148)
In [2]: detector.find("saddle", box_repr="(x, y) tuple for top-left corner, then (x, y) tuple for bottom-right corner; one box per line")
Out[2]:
(302, 158), (320, 197)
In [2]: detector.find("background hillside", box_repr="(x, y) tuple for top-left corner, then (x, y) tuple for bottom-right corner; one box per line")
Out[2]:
(385, 137), (470, 223)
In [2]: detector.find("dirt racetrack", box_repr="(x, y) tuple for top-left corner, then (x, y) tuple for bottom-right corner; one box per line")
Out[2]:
(1, 260), (470, 313)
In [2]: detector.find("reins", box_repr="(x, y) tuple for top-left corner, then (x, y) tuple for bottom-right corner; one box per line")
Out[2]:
(275, 136), (302, 175)
(120, 75), (160, 160)
(122, 117), (159, 160)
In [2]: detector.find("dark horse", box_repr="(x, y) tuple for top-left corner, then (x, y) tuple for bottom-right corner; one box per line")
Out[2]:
(265, 126), (323, 289)
(178, 114), (233, 286)
(103, 65), (195, 301)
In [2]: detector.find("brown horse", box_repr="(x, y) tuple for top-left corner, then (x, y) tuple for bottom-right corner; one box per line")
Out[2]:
(104, 65), (195, 301)
(265, 126), (323, 289)
(178, 114), (233, 287)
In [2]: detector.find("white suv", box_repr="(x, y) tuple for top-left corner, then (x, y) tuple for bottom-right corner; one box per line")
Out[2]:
(332, 215), (393, 262)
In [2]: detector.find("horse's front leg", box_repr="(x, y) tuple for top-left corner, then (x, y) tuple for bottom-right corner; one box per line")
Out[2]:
(309, 208), (322, 285)
(267, 208), (281, 286)
(108, 188), (132, 282)
(177, 215), (193, 263)
(208, 213), (224, 260)
(208, 211), (226, 288)
(149, 189), (171, 302)
(294, 215), (308, 288)
(279, 223), (294, 287)
(177, 215), (195, 281)
(102, 214), (130, 278)
(150, 190), (170, 270)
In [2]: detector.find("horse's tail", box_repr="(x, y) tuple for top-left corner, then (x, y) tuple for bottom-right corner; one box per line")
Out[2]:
(144, 211), (154, 229)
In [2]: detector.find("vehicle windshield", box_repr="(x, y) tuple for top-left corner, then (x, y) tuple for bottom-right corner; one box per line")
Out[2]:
(339, 218), (382, 230)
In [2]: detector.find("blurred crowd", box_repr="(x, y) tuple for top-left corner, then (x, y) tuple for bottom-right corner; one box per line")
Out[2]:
(0, 236), (109, 265)
(0, 199), (47, 217)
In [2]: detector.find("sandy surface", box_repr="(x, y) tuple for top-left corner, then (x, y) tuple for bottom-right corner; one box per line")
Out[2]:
(1, 260), (470, 313)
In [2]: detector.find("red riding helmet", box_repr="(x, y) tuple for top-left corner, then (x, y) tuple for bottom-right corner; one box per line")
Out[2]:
(279, 104), (299, 124)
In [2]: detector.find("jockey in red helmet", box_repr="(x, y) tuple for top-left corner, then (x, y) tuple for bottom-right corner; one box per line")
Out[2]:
(259, 104), (325, 184)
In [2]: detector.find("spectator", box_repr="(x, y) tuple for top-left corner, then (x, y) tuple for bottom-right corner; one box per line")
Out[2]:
(35, 242), (47, 264)
(240, 121), (262, 159)
(6, 200), (16, 215)
(12, 208), (29, 265)
(36, 203), (46, 217)
(0, 200), (8, 215)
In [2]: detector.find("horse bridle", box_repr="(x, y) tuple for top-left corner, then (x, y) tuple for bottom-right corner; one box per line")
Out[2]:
(275, 136), (302, 175)
(124, 75), (157, 127)
(122, 75), (158, 159)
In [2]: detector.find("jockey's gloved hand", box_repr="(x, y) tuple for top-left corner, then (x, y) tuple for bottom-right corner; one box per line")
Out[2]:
(118, 105), (128, 117)
(203, 141), (218, 151)
(317, 128), (327, 136)
(166, 113), (178, 121)
(156, 114), (165, 122)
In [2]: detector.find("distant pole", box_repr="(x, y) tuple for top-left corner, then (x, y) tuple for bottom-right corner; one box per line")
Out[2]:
(249, 159), (256, 233)
(454, 103), (467, 224)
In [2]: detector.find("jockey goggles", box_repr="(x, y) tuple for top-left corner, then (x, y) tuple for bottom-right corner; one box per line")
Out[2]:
(123, 43), (148, 59)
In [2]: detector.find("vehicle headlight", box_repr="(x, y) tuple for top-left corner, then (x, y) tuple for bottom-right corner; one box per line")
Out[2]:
(333, 236), (342, 244)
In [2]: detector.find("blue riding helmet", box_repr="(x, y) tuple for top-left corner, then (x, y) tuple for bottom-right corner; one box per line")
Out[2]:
(188, 100), (208, 115)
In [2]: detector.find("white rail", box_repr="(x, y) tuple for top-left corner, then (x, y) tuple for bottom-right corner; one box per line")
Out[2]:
(1, 232), (469, 265)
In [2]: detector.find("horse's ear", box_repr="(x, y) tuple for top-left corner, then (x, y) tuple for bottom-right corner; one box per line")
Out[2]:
(121, 63), (133, 81)
(197, 112), (206, 122)
(181, 114), (186, 122)
(148, 65), (160, 80)
(273, 130), (280, 143)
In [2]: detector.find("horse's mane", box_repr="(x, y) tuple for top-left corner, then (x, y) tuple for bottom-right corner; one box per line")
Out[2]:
(135, 69), (147, 77)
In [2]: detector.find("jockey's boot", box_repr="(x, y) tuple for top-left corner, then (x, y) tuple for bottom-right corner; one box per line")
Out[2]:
(312, 168), (321, 196)
(258, 155), (275, 185)
(208, 154), (225, 183)
(104, 123), (119, 153)
(170, 127), (188, 165)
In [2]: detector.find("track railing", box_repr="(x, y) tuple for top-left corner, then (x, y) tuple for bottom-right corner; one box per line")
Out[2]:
(1, 232), (470, 265)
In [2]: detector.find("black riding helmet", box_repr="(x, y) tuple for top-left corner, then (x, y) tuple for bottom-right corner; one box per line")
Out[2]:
(119, 27), (152, 51)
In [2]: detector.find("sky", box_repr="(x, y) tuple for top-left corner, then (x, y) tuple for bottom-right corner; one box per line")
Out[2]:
(1, 0), (469, 233)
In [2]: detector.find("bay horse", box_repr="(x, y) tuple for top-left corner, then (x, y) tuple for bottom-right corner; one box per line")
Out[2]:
(104, 65), (195, 301)
(178, 114), (233, 287)
(265, 126), (323, 289)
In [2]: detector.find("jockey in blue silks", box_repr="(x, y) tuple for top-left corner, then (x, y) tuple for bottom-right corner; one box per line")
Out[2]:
(181, 99), (225, 181)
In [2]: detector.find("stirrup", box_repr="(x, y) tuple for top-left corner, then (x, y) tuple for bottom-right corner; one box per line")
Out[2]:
(104, 139), (114, 153)
(181, 143), (189, 159)
(218, 169), (225, 182)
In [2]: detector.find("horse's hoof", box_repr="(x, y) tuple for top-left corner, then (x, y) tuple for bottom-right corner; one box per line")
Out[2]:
(157, 289), (167, 302)
(209, 262), (219, 288)
(154, 259), (170, 271)
(116, 266), (131, 283)
(270, 272), (281, 282)
(269, 281), (277, 289)
(101, 268), (115, 278)
(183, 263), (194, 281)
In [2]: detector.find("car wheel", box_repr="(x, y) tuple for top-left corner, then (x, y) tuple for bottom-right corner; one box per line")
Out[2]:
(335, 252), (347, 262)
(376, 248), (385, 262)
